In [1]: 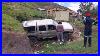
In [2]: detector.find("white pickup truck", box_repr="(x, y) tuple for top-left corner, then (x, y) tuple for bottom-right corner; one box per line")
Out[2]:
(22, 19), (73, 42)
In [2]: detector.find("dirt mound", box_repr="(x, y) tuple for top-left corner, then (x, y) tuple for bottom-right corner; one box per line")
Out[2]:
(66, 26), (82, 42)
(2, 30), (33, 54)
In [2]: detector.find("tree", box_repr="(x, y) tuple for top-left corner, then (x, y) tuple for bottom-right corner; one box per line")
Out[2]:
(78, 2), (97, 17)
(78, 2), (98, 25)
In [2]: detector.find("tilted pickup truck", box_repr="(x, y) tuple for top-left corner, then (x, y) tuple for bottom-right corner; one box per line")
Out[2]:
(22, 19), (74, 42)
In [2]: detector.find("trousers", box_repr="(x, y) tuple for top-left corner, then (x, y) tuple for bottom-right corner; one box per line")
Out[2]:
(57, 32), (64, 42)
(84, 35), (92, 47)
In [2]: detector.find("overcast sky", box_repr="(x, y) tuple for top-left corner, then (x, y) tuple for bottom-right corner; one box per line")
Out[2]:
(54, 2), (98, 12)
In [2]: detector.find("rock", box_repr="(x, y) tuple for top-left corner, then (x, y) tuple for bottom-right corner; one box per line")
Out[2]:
(2, 31), (33, 54)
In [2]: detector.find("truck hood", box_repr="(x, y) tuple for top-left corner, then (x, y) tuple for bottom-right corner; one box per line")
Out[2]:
(62, 22), (73, 30)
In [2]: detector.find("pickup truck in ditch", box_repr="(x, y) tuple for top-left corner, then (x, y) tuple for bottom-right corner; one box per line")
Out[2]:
(22, 19), (74, 42)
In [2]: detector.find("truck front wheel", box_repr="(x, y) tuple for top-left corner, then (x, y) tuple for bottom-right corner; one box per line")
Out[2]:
(28, 35), (38, 46)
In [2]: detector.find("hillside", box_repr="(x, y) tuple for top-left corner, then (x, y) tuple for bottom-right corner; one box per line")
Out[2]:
(2, 2), (98, 54)
(2, 14), (24, 32)
(2, 2), (65, 32)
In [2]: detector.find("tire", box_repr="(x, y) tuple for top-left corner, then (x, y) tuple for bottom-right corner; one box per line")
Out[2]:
(28, 35), (38, 46)
(63, 32), (69, 42)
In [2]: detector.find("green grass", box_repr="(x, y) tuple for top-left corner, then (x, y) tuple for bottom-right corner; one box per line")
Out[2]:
(2, 3), (47, 22)
(2, 14), (24, 32)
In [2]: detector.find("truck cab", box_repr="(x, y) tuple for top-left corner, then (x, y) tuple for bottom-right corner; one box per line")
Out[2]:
(22, 19), (58, 40)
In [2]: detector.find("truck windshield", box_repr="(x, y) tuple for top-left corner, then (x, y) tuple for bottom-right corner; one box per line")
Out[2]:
(48, 25), (56, 30)
(39, 25), (46, 31)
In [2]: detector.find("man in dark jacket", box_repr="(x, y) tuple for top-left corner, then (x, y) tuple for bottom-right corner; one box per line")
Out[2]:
(83, 11), (94, 48)
(56, 22), (64, 44)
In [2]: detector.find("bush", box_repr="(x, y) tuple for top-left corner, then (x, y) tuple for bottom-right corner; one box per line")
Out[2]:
(13, 9), (46, 22)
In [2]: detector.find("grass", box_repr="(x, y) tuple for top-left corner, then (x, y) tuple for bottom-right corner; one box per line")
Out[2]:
(34, 20), (98, 54)
(2, 14), (25, 32)
(3, 3), (47, 19)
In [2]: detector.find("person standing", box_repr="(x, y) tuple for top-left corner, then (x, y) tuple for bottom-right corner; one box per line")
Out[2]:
(56, 22), (64, 44)
(83, 11), (94, 48)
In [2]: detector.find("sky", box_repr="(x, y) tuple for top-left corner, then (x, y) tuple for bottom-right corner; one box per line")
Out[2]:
(54, 2), (98, 12)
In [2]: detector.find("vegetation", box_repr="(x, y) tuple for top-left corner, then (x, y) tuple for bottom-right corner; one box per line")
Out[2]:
(2, 2), (50, 32)
(77, 2), (98, 17)
(2, 14), (24, 32)
(34, 20), (98, 54)
(3, 3), (47, 21)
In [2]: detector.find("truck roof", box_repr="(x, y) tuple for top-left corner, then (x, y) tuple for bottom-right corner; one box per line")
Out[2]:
(22, 19), (58, 27)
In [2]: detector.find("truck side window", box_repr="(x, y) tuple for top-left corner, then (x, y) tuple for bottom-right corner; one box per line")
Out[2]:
(39, 25), (46, 31)
(24, 26), (35, 32)
(48, 25), (56, 30)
